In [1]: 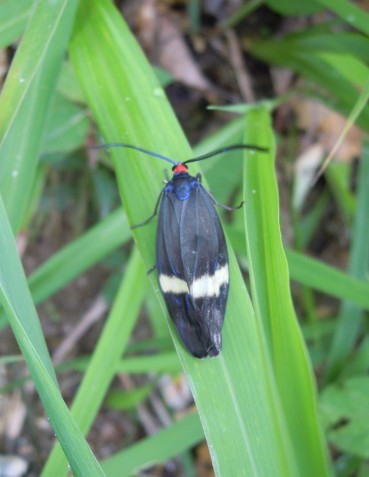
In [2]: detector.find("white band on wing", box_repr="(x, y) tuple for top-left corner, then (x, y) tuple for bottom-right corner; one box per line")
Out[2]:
(159, 265), (229, 298)
(159, 274), (189, 294)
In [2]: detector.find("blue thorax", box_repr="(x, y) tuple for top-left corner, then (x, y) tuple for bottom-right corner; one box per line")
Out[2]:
(165, 172), (198, 201)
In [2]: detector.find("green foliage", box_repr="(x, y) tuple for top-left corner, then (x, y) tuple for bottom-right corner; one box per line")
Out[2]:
(321, 376), (369, 458)
(0, 0), (368, 475)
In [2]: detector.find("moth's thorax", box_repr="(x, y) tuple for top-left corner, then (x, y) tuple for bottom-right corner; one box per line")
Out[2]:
(165, 172), (198, 201)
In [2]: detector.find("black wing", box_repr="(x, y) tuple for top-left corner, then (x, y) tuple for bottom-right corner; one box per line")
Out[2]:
(156, 183), (229, 358)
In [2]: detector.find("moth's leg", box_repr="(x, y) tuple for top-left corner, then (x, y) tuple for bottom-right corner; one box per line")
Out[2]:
(131, 191), (163, 229)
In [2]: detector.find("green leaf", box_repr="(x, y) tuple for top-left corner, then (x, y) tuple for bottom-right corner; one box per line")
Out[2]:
(65, 1), (304, 475)
(0, 0), (78, 232)
(106, 384), (155, 411)
(285, 249), (369, 311)
(0, 0), (32, 49)
(315, 0), (369, 36)
(28, 207), (130, 304)
(243, 108), (331, 476)
(57, 60), (86, 103)
(42, 249), (147, 476)
(101, 413), (203, 476)
(42, 93), (89, 154)
(320, 376), (369, 458)
(61, 352), (180, 375)
(228, 226), (369, 312)
(324, 144), (369, 381)
(0, 192), (104, 476)
(248, 32), (369, 132)
(265, 0), (322, 15)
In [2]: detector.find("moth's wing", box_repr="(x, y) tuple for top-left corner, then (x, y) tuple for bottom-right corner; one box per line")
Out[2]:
(180, 185), (229, 348)
(156, 186), (229, 358)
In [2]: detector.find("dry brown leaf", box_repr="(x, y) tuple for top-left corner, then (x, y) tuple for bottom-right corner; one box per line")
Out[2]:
(135, 2), (213, 93)
(292, 98), (362, 162)
(134, 0), (157, 53)
(196, 442), (215, 477)
(0, 49), (8, 87)
(156, 14), (212, 92)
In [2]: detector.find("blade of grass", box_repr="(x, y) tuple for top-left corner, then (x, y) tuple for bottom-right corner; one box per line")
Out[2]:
(0, 191), (104, 477)
(67, 1), (300, 475)
(324, 163), (356, 224)
(41, 93), (89, 154)
(0, 206), (56, 384)
(65, 352), (181, 375)
(192, 118), (245, 204)
(0, 0), (78, 232)
(265, 0), (322, 15)
(248, 36), (369, 133)
(0, 0), (32, 48)
(101, 413), (203, 476)
(0, 207), (130, 332)
(324, 142), (369, 382)
(42, 248), (147, 475)
(315, 0), (369, 36)
(227, 226), (369, 311)
(220, 0), (263, 28)
(273, 30), (369, 65)
(243, 108), (331, 476)
(285, 249), (369, 311)
(28, 207), (130, 304)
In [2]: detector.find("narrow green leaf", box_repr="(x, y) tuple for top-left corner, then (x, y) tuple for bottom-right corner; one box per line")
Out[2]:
(248, 36), (369, 132)
(220, 0), (264, 28)
(325, 163), (356, 222)
(0, 192), (104, 477)
(42, 93), (89, 154)
(0, 0), (78, 232)
(42, 249), (147, 476)
(101, 413), (203, 476)
(243, 108), (331, 476)
(228, 227), (369, 311)
(28, 207), (130, 304)
(285, 249), (369, 311)
(0, 0), (32, 48)
(324, 144), (369, 381)
(0, 195), (56, 383)
(106, 384), (155, 411)
(0, 355), (23, 366)
(315, 0), (369, 36)
(265, 0), (321, 15)
(193, 118), (245, 204)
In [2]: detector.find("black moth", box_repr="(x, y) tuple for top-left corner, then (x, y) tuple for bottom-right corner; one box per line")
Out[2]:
(97, 143), (266, 358)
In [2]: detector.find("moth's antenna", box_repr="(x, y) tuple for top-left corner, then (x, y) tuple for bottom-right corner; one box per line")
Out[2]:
(184, 144), (268, 165)
(92, 143), (178, 166)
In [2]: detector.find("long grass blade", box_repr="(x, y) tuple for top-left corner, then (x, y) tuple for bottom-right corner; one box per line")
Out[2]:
(243, 108), (331, 476)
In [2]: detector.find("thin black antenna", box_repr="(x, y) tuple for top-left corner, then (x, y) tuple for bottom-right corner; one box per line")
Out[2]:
(92, 143), (177, 166)
(184, 144), (268, 165)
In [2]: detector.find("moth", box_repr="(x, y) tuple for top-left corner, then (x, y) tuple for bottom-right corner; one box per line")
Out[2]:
(97, 143), (266, 358)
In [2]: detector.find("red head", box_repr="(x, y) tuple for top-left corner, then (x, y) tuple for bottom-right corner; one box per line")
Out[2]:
(172, 163), (188, 175)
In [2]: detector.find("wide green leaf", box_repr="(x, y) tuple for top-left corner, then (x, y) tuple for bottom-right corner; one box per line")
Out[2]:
(66, 1), (301, 475)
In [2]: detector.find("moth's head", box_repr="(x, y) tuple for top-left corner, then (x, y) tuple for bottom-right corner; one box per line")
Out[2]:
(172, 163), (189, 175)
